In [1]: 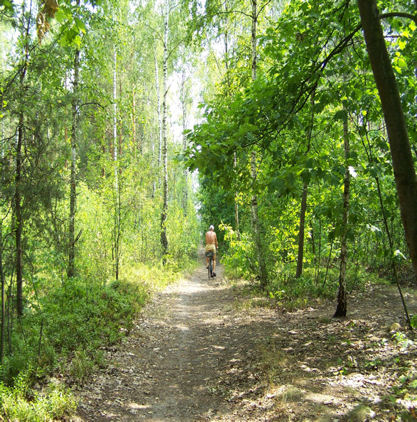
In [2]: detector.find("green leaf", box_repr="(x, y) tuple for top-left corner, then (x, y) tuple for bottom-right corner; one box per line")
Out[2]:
(334, 109), (347, 121)
(54, 8), (68, 23)
(0, 0), (14, 13)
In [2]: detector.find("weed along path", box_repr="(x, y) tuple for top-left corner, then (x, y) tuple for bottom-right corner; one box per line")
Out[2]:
(75, 261), (417, 421)
(74, 261), (273, 421)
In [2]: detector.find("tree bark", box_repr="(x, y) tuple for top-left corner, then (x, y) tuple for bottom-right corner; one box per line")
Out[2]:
(358, 0), (417, 279)
(180, 70), (188, 214)
(15, 118), (23, 317)
(249, 0), (267, 288)
(334, 112), (350, 318)
(0, 222), (5, 363)
(223, 10), (241, 240)
(155, 54), (162, 188)
(132, 90), (137, 158)
(160, 1), (169, 261)
(113, 47), (121, 280)
(233, 152), (240, 240)
(295, 182), (308, 278)
(251, 151), (267, 288)
(251, 0), (257, 81)
(15, 1), (31, 315)
(296, 93), (315, 278)
(67, 46), (80, 279)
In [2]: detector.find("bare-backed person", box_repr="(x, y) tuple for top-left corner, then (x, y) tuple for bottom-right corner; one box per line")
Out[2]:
(205, 225), (218, 277)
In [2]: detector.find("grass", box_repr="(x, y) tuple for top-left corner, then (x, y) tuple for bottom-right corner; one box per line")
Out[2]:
(0, 378), (77, 422)
(0, 260), (196, 421)
(224, 259), (395, 312)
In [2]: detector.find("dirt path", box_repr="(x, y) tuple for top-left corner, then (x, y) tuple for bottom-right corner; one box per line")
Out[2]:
(75, 262), (276, 421)
(75, 262), (417, 421)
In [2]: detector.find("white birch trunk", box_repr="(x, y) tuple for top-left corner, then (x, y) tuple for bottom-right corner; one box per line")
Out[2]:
(250, 0), (267, 287)
(180, 70), (189, 213)
(113, 47), (121, 280)
(160, 1), (169, 260)
(155, 55), (162, 187)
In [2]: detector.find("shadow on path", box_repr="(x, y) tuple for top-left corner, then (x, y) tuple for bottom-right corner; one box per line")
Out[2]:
(75, 259), (417, 421)
(75, 260), (279, 421)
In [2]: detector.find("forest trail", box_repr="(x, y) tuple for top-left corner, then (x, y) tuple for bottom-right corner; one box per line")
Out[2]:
(75, 259), (417, 421)
(75, 258), (272, 421)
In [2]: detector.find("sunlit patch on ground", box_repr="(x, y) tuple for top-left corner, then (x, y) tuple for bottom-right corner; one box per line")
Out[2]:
(76, 263), (417, 421)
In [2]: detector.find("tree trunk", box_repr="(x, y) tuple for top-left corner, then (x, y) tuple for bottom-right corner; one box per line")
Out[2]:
(7, 283), (12, 354)
(295, 182), (308, 278)
(15, 118), (23, 317)
(358, 0), (417, 279)
(160, 2), (169, 261)
(113, 47), (121, 280)
(132, 90), (137, 158)
(180, 70), (188, 214)
(67, 46), (80, 279)
(334, 112), (350, 318)
(14, 1), (31, 317)
(155, 54), (162, 188)
(296, 93), (315, 278)
(249, 0), (267, 288)
(0, 222), (5, 363)
(233, 152), (240, 240)
(224, 13), (240, 240)
(251, 0), (257, 81)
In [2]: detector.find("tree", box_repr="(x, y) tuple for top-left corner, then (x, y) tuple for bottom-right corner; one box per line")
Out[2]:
(67, 3), (81, 279)
(357, 0), (417, 280)
(334, 105), (350, 318)
(160, 0), (169, 261)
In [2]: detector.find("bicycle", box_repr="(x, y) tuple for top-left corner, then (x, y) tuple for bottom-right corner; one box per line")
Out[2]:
(206, 250), (214, 280)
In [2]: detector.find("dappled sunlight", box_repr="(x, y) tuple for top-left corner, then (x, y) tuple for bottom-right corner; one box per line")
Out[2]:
(77, 261), (417, 421)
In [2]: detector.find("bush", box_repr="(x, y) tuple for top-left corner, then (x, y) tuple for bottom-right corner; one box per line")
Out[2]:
(220, 224), (257, 280)
(0, 258), (192, 420)
(0, 376), (77, 422)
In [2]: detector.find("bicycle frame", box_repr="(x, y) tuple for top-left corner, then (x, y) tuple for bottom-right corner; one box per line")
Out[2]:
(206, 251), (214, 279)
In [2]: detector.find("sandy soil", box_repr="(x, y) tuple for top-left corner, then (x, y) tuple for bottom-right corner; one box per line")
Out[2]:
(74, 261), (417, 421)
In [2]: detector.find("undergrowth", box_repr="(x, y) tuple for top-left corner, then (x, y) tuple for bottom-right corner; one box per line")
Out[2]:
(224, 254), (390, 311)
(0, 261), (195, 421)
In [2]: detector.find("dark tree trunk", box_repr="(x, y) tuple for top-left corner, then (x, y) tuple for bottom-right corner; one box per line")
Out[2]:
(250, 0), (268, 288)
(67, 46), (80, 279)
(295, 182), (308, 278)
(358, 0), (417, 279)
(296, 93), (315, 278)
(15, 1), (31, 317)
(334, 112), (350, 318)
(7, 283), (12, 354)
(15, 118), (23, 317)
(0, 222), (5, 363)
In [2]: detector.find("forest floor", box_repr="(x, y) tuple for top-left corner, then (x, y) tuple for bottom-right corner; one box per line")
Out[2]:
(74, 256), (417, 421)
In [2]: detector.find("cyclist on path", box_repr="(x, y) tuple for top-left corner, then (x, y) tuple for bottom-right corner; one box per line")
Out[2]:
(205, 225), (218, 277)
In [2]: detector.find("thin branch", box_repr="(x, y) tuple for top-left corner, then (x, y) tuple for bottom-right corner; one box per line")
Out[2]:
(78, 101), (105, 110)
(257, 0), (273, 19)
(380, 12), (417, 23)
(214, 9), (253, 19)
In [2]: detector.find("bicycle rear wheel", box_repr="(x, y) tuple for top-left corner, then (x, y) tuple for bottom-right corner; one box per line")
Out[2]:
(208, 257), (213, 280)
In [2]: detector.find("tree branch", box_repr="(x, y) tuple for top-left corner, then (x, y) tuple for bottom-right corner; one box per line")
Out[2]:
(380, 12), (417, 23)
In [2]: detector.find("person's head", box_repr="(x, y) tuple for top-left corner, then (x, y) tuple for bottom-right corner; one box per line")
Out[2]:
(209, 225), (214, 231)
